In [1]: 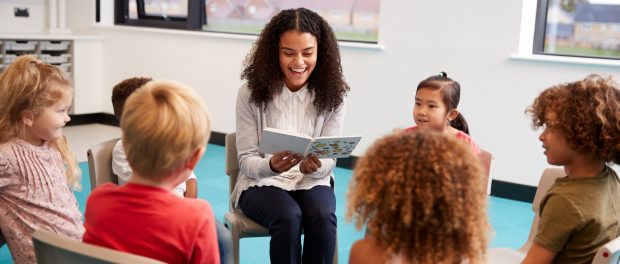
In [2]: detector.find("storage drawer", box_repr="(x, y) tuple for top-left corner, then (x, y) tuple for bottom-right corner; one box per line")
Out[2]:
(54, 63), (71, 72)
(4, 41), (38, 51)
(39, 41), (71, 51)
(40, 54), (71, 64)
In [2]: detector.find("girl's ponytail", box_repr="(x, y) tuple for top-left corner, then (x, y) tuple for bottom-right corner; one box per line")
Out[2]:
(450, 113), (470, 135)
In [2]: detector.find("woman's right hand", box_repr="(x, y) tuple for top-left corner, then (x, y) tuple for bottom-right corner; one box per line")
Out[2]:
(269, 151), (303, 173)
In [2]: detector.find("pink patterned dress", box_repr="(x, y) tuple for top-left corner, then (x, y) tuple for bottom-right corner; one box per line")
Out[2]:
(0, 138), (84, 264)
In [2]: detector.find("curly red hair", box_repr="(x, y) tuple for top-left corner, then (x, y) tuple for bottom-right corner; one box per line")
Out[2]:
(527, 74), (620, 164)
(347, 130), (489, 263)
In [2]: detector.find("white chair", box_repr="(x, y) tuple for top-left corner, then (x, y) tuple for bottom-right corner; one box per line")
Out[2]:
(32, 229), (164, 264)
(479, 148), (494, 195)
(486, 167), (565, 263)
(87, 138), (120, 190)
(223, 132), (338, 264)
(592, 235), (620, 264)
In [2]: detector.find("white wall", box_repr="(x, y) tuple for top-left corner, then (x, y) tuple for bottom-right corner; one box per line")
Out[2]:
(0, 0), (46, 34)
(61, 0), (620, 187)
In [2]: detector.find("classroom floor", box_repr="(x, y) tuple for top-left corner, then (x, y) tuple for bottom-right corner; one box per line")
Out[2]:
(0, 124), (534, 264)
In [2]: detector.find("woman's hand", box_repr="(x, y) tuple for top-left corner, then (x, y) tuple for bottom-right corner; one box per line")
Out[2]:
(269, 151), (303, 173)
(300, 155), (322, 174)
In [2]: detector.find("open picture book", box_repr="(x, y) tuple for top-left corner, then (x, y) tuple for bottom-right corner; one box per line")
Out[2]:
(258, 127), (362, 158)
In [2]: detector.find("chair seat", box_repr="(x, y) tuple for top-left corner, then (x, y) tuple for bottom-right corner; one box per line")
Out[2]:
(486, 248), (525, 264)
(224, 212), (268, 238)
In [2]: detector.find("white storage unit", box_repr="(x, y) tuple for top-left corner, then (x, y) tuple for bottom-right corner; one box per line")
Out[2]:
(0, 35), (102, 115)
(0, 39), (73, 78)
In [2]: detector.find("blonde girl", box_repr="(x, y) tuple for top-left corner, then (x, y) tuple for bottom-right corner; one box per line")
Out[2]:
(0, 55), (83, 264)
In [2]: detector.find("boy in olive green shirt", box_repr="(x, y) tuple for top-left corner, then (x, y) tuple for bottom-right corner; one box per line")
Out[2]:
(523, 75), (620, 264)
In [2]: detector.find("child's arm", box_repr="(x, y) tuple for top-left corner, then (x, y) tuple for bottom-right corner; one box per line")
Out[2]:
(184, 178), (197, 198)
(522, 243), (557, 264)
(190, 207), (220, 264)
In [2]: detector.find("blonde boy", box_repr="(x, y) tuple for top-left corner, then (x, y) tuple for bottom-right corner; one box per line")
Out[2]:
(83, 80), (219, 264)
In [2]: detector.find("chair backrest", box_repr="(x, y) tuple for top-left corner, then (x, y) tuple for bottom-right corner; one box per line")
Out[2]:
(225, 133), (239, 211)
(32, 229), (164, 264)
(517, 167), (565, 253)
(592, 235), (620, 264)
(87, 138), (120, 191)
(478, 148), (494, 195)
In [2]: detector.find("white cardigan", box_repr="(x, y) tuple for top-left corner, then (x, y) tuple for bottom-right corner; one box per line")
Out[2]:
(231, 83), (346, 209)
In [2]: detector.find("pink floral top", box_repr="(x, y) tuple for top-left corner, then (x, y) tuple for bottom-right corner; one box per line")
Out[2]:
(0, 138), (84, 264)
(405, 126), (481, 155)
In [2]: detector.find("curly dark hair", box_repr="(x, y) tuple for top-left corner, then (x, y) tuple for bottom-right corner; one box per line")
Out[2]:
(241, 8), (349, 113)
(526, 74), (620, 164)
(111, 77), (153, 121)
(347, 130), (489, 264)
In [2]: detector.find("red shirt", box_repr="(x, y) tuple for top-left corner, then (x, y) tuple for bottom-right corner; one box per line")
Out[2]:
(405, 126), (481, 155)
(83, 183), (219, 264)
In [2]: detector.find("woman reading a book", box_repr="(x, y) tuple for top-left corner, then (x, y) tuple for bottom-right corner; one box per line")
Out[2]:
(232, 8), (349, 264)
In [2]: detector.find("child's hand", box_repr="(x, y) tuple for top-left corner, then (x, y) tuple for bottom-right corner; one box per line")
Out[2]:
(270, 151), (302, 173)
(300, 155), (322, 174)
(184, 178), (197, 198)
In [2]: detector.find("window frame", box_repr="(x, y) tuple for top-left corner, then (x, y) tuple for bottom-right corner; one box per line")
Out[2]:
(532, 0), (620, 61)
(113, 0), (382, 44)
(114, 0), (204, 30)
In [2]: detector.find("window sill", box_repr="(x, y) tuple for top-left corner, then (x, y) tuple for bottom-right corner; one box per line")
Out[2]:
(94, 24), (385, 50)
(509, 54), (620, 67)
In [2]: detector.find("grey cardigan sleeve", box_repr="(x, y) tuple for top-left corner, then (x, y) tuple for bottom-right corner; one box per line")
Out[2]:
(235, 84), (279, 179)
(303, 97), (347, 179)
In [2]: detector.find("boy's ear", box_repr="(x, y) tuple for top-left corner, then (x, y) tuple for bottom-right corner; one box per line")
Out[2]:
(447, 109), (459, 122)
(185, 147), (206, 171)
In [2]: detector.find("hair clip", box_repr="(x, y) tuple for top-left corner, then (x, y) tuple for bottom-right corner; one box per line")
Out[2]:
(439, 71), (447, 77)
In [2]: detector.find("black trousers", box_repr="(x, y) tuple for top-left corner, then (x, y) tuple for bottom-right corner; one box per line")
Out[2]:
(238, 185), (336, 264)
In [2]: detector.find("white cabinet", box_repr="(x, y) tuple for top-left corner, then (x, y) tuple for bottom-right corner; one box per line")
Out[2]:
(0, 35), (102, 115)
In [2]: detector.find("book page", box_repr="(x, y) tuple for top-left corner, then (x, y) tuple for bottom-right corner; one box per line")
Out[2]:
(307, 136), (362, 158)
(258, 128), (312, 156)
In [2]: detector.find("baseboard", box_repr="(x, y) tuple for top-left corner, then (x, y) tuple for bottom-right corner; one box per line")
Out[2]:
(68, 113), (537, 203)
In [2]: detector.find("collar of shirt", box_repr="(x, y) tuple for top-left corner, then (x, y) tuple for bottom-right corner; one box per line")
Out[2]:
(281, 84), (310, 103)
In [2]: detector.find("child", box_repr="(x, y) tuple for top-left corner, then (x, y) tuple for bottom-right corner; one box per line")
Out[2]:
(407, 72), (480, 154)
(83, 80), (219, 264)
(0, 55), (84, 263)
(111, 77), (197, 198)
(233, 7), (349, 264)
(522, 75), (620, 264)
(347, 130), (489, 264)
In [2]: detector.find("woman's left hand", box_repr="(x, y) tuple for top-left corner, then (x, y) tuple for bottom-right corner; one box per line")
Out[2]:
(300, 155), (322, 174)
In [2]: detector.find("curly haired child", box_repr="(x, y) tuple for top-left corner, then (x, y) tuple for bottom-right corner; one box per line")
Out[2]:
(347, 130), (489, 264)
(407, 72), (480, 154)
(522, 74), (620, 264)
(111, 77), (197, 198)
(0, 55), (83, 263)
(233, 7), (349, 264)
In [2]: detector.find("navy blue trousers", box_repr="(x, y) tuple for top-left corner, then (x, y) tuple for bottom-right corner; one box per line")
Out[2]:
(239, 185), (336, 264)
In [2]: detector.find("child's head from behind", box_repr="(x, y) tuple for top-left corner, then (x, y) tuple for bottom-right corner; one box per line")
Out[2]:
(0, 55), (73, 144)
(242, 7), (348, 114)
(111, 77), (152, 121)
(527, 74), (620, 166)
(347, 130), (488, 263)
(414, 72), (469, 134)
(121, 80), (211, 180)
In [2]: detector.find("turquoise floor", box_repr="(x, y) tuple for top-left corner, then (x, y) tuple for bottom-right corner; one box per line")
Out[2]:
(0, 144), (534, 263)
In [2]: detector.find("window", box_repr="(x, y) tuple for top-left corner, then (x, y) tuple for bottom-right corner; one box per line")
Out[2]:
(534, 0), (620, 60)
(115, 0), (381, 43)
(115, 0), (202, 30)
